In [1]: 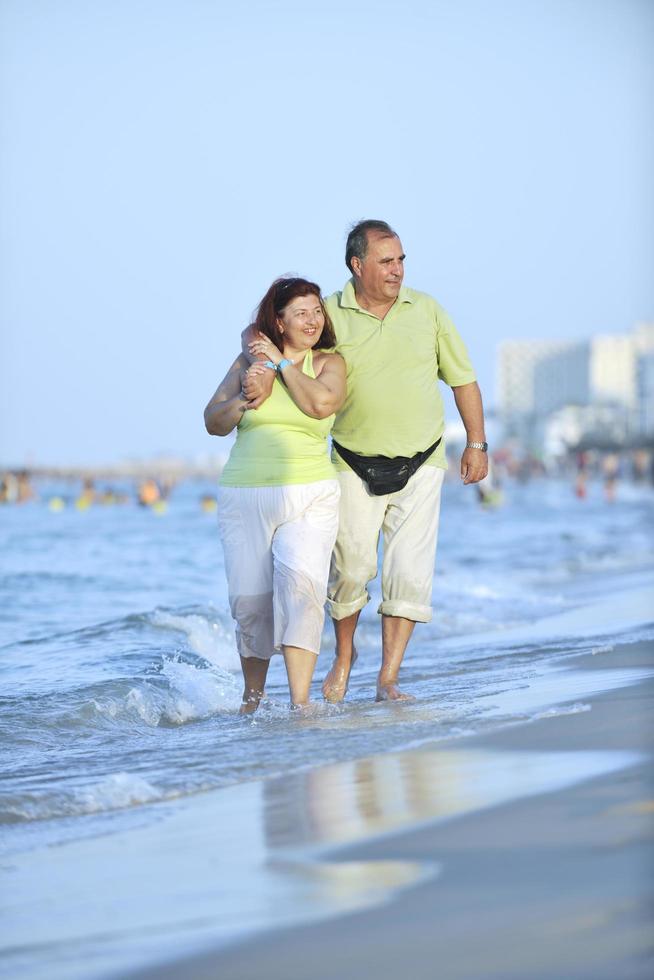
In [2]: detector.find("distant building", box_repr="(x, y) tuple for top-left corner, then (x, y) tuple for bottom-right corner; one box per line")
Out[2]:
(633, 322), (654, 354)
(497, 340), (576, 447)
(590, 334), (638, 409)
(497, 340), (576, 415)
(543, 403), (631, 457)
(497, 323), (654, 452)
(633, 324), (654, 440)
(637, 351), (654, 438)
(533, 342), (589, 416)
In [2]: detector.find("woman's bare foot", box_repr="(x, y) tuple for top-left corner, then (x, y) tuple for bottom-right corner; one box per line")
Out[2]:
(290, 700), (321, 717)
(322, 649), (358, 703)
(375, 683), (415, 702)
(239, 689), (264, 714)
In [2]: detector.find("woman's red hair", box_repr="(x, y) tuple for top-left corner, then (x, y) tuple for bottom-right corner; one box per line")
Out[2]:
(253, 277), (336, 351)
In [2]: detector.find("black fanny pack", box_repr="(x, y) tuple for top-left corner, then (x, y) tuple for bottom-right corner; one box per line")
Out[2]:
(332, 437), (442, 496)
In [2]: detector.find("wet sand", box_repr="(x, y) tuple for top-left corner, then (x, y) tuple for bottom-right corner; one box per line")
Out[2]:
(129, 641), (654, 980)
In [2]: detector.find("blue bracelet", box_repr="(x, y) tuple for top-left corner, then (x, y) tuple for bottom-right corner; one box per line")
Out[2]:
(277, 358), (294, 371)
(262, 360), (277, 371)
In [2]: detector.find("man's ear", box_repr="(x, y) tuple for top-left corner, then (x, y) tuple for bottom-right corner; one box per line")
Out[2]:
(350, 257), (362, 278)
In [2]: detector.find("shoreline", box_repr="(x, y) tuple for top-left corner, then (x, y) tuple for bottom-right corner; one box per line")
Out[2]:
(124, 639), (654, 980)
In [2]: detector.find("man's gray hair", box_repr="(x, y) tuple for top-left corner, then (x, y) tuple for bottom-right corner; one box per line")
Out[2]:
(345, 219), (397, 273)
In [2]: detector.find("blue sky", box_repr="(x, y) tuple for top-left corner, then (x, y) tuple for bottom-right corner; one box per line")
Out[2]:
(1, 0), (652, 465)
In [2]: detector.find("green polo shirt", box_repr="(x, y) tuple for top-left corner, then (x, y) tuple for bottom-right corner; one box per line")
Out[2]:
(325, 280), (476, 469)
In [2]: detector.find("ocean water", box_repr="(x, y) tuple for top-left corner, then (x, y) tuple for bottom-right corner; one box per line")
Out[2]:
(1, 476), (653, 830)
(1, 474), (653, 977)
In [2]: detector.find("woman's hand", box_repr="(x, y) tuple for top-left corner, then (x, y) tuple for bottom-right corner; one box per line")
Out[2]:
(242, 364), (275, 408)
(247, 332), (284, 365)
(204, 355), (251, 436)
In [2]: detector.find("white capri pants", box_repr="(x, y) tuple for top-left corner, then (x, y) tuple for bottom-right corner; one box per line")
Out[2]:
(327, 465), (444, 623)
(217, 480), (340, 659)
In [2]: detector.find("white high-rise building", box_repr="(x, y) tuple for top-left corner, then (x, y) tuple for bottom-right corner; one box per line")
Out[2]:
(589, 335), (637, 409)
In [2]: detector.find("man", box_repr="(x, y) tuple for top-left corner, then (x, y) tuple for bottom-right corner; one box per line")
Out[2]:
(243, 220), (487, 702)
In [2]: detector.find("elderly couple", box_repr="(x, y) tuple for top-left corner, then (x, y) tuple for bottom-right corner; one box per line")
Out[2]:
(204, 220), (487, 712)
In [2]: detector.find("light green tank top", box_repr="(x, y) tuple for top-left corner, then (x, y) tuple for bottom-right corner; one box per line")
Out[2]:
(219, 350), (336, 487)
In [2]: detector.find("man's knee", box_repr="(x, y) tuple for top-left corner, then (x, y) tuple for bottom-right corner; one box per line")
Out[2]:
(327, 591), (369, 620)
(378, 598), (432, 622)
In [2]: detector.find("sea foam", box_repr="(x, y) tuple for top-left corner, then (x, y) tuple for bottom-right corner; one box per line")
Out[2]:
(150, 609), (241, 670)
(92, 656), (242, 727)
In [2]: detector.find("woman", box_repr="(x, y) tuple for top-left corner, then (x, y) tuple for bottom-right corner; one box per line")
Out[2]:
(204, 277), (345, 712)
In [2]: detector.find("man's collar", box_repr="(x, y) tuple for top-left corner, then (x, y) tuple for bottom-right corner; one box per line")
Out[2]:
(340, 278), (414, 311)
(339, 279), (360, 310)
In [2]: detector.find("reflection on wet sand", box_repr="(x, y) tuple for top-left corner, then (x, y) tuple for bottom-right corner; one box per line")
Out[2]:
(2, 744), (639, 980)
(263, 746), (640, 853)
(268, 857), (437, 913)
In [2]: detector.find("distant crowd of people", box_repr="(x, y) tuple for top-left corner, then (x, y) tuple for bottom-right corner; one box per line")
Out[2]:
(0, 472), (219, 513)
(571, 449), (652, 503)
(2, 446), (652, 515)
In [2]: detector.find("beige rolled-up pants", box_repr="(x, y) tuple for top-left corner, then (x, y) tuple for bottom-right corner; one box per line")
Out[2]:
(327, 465), (444, 624)
(217, 480), (340, 659)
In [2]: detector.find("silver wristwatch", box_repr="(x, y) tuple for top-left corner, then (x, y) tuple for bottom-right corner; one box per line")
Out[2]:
(466, 441), (488, 452)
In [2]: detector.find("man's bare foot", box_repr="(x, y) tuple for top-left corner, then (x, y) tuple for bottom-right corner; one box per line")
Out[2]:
(322, 649), (358, 703)
(375, 683), (415, 702)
